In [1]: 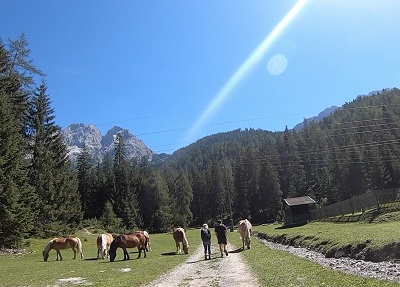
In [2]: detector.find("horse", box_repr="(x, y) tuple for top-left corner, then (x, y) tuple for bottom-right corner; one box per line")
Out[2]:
(238, 219), (252, 249)
(96, 233), (113, 259)
(136, 230), (151, 252)
(42, 237), (84, 261)
(109, 232), (147, 262)
(173, 227), (189, 254)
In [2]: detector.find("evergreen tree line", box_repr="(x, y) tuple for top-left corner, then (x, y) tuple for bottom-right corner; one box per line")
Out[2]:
(2, 34), (400, 248)
(164, 88), (400, 226)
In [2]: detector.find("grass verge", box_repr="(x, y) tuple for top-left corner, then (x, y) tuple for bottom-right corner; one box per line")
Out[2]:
(232, 235), (400, 287)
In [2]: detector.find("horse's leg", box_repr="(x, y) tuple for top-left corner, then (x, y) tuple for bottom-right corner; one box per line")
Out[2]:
(57, 250), (63, 261)
(123, 248), (130, 260)
(137, 247), (141, 259)
(72, 247), (77, 259)
(143, 247), (147, 258)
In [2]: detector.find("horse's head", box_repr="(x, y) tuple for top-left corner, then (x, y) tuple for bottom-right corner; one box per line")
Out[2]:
(42, 250), (49, 261)
(109, 238), (119, 262)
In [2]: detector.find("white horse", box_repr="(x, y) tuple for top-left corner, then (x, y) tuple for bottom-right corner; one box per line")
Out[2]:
(238, 219), (252, 249)
(97, 233), (113, 259)
(173, 227), (189, 254)
(42, 237), (84, 261)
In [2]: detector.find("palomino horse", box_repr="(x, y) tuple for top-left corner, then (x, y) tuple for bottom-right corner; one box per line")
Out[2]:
(42, 237), (84, 261)
(97, 233), (113, 259)
(136, 230), (151, 252)
(173, 227), (189, 254)
(238, 219), (252, 249)
(109, 232), (147, 262)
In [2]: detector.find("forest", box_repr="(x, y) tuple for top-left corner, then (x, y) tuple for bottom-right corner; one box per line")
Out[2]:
(2, 35), (400, 248)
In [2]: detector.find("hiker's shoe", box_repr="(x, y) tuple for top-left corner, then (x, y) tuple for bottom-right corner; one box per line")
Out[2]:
(220, 253), (223, 257)
(205, 255), (208, 260)
(225, 250), (228, 256)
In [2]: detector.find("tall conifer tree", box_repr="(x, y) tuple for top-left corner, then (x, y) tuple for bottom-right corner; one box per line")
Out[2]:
(28, 81), (82, 236)
(0, 40), (36, 247)
(111, 133), (141, 230)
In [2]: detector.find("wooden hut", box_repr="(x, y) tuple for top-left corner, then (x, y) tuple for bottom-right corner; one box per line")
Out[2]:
(283, 196), (316, 226)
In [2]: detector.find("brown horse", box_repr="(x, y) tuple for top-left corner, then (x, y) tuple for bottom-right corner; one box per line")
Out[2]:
(173, 227), (189, 254)
(97, 233), (113, 259)
(42, 237), (84, 261)
(109, 232), (147, 262)
(238, 219), (252, 249)
(136, 230), (151, 251)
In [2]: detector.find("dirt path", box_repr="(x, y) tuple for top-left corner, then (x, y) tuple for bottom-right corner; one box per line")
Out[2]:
(141, 243), (260, 287)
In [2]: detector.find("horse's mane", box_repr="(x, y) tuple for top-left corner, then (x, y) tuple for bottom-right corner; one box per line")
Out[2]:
(43, 238), (55, 254)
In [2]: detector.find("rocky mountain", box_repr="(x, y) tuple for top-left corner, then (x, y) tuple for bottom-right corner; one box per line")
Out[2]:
(293, 106), (338, 131)
(62, 124), (154, 164)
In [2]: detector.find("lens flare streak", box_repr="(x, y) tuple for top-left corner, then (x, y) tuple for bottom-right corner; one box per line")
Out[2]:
(184, 0), (309, 143)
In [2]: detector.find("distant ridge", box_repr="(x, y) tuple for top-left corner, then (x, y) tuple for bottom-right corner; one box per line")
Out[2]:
(293, 106), (338, 131)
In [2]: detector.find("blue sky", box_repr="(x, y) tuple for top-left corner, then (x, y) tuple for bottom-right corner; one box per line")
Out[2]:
(1, 1), (400, 154)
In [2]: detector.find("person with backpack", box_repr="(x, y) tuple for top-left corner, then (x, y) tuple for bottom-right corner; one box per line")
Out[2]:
(201, 223), (212, 260)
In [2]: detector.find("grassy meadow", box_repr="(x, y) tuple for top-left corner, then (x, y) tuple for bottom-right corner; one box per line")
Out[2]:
(0, 228), (203, 287)
(2, 215), (400, 286)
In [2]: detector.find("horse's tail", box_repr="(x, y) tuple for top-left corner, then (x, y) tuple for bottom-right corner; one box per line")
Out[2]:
(76, 237), (84, 259)
(143, 231), (151, 251)
(147, 236), (151, 251)
(182, 230), (189, 254)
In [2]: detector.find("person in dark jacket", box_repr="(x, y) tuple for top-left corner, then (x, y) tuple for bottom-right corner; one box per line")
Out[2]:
(201, 223), (211, 260)
(214, 219), (228, 257)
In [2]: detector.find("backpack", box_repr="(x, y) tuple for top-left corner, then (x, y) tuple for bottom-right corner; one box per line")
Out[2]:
(201, 228), (211, 241)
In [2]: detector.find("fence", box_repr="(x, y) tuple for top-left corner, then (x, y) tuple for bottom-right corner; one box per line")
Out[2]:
(310, 188), (400, 220)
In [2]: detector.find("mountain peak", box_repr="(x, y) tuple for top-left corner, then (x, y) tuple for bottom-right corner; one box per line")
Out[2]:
(62, 124), (154, 165)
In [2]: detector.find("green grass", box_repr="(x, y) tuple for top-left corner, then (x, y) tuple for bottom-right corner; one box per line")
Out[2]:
(227, 224), (400, 287)
(2, 219), (400, 286)
(251, 219), (400, 255)
(0, 229), (202, 287)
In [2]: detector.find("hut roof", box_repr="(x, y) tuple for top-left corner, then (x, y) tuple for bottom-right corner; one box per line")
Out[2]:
(284, 196), (315, 207)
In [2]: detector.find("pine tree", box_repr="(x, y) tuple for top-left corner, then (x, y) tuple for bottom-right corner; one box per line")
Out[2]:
(111, 133), (141, 230)
(77, 145), (95, 219)
(0, 40), (36, 247)
(27, 81), (82, 237)
(170, 171), (193, 227)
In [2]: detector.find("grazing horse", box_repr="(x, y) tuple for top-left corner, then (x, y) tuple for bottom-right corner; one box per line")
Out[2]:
(109, 232), (147, 262)
(136, 230), (151, 252)
(173, 227), (189, 254)
(97, 233), (113, 259)
(42, 237), (84, 261)
(238, 219), (252, 249)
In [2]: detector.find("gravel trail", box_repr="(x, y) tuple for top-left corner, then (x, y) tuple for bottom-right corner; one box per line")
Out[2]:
(141, 243), (260, 287)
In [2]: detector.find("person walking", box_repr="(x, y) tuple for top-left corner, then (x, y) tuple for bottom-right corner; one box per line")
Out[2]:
(215, 219), (228, 257)
(200, 223), (212, 260)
